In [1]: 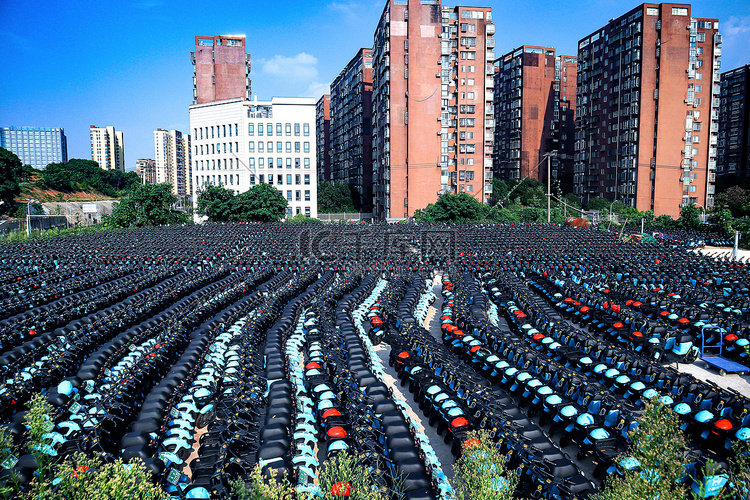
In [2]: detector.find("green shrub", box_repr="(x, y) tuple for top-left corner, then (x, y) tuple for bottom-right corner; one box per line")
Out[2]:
(453, 430), (517, 500)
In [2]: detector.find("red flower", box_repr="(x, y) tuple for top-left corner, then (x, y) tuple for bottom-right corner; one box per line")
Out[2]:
(331, 481), (352, 496)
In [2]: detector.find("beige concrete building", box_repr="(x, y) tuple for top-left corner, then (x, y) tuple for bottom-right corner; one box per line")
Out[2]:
(90, 125), (125, 171)
(154, 129), (192, 199)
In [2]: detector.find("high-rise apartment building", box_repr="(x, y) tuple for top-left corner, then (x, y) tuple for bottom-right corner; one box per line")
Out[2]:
(0, 127), (68, 170)
(493, 47), (577, 188)
(154, 130), (192, 199)
(136, 159), (157, 184)
(189, 97), (318, 218)
(330, 49), (374, 211)
(90, 125), (125, 171)
(191, 35), (252, 105)
(574, 3), (721, 216)
(316, 95), (331, 184)
(372, 1), (495, 219)
(717, 64), (750, 181)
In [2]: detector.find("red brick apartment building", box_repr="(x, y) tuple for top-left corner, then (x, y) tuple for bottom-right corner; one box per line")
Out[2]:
(191, 35), (252, 104)
(330, 49), (374, 211)
(372, 0), (495, 219)
(574, 3), (721, 216)
(493, 46), (577, 189)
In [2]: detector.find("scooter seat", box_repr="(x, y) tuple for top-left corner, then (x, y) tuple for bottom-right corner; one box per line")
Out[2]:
(642, 389), (659, 400)
(659, 395), (674, 405)
(673, 403), (692, 416)
(560, 405), (578, 418)
(546, 395), (563, 406)
(590, 428), (610, 440)
(695, 410), (714, 423)
(576, 413), (595, 426)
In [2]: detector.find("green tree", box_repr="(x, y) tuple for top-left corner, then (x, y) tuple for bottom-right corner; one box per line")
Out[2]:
(453, 430), (518, 500)
(489, 179), (511, 206)
(592, 401), (688, 500)
(586, 197), (612, 211)
(715, 185), (750, 217)
(196, 183), (236, 222)
(712, 207), (734, 237)
(229, 183), (287, 222)
(106, 182), (190, 228)
(317, 452), (384, 500)
(653, 214), (676, 230)
(0, 148), (23, 215)
(231, 466), (295, 500)
(318, 182), (357, 213)
(42, 159), (139, 197)
(679, 203), (703, 231)
(416, 192), (490, 222)
(287, 213), (321, 224)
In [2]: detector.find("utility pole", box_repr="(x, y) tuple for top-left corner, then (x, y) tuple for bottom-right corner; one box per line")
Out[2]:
(547, 154), (552, 223)
(26, 200), (31, 237)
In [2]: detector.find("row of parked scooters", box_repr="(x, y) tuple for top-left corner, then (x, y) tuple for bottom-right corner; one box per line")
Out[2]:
(1, 222), (749, 499)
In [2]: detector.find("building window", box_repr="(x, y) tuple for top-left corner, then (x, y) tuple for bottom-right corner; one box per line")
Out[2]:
(277, 142), (283, 153)
(304, 174), (310, 185)
(258, 124), (264, 136)
(277, 123), (283, 135)
(303, 142), (310, 153)
(250, 174), (256, 185)
(258, 142), (264, 153)
(248, 141), (255, 153)
(267, 124), (273, 136)
(277, 174), (283, 184)
(286, 142), (292, 153)
(286, 158), (292, 169)
(295, 174), (301, 185)
(287, 190), (292, 201)
(305, 206), (311, 216)
(286, 123), (292, 136)
(295, 158), (300, 168)
(277, 158), (283, 168)
(295, 142), (301, 153)
(296, 190), (301, 201)
(294, 123), (300, 136)
(304, 158), (310, 169)
(304, 123), (310, 136)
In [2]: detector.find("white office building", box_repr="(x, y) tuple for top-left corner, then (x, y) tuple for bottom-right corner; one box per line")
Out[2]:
(189, 97), (318, 219)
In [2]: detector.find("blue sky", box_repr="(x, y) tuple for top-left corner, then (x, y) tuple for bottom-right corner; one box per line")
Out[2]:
(1, 0), (748, 170)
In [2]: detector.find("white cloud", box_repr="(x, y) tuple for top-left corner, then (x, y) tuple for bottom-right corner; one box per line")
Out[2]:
(258, 53), (319, 81)
(723, 15), (750, 37)
(327, 1), (359, 15)
(305, 82), (331, 99)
